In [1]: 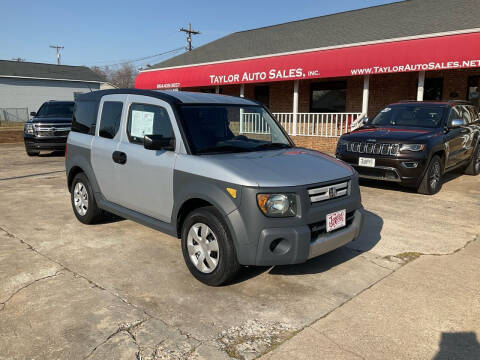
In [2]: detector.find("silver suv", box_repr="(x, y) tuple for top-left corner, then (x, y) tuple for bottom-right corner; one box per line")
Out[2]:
(66, 89), (364, 286)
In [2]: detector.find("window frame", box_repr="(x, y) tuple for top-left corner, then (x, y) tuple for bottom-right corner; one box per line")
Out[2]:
(126, 102), (175, 146)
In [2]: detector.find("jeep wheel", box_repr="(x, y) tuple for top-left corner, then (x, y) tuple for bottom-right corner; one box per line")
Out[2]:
(71, 173), (104, 224)
(465, 144), (480, 176)
(26, 149), (39, 156)
(417, 155), (443, 195)
(181, 207), (240, 286)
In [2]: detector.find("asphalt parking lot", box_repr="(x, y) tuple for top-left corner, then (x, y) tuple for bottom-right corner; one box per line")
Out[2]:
(1, 143), (479, 360)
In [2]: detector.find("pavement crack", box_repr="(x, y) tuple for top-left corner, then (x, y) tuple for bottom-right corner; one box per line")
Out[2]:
(319, 332), (366, 360)
(0, 271), (62, 311)
(0, 226), (203, 346)
(83, 318), (149, 359)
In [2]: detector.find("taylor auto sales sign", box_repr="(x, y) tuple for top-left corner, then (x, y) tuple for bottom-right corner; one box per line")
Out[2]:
(135, 32), (480, 89)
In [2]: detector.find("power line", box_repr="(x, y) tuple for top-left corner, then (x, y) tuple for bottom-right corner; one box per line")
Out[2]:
(49, 45), (64, 65)
(89, 47), (185, 67)
(180, 23), (200, 51)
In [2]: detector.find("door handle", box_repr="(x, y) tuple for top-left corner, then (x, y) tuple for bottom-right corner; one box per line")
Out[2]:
(112, 151), (127, 165)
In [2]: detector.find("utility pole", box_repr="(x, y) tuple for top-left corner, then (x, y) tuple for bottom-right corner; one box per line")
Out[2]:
(49, 44), (64, 65)
(179, 23), (200, 51)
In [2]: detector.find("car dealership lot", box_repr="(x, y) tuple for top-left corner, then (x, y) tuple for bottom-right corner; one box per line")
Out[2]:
(1, 143), (479, 360)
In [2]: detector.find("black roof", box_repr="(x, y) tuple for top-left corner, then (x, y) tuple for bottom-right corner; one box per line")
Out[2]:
(77, 89), (258, 105)
(0, 60), (104, 82)
(394, 100), (472, 106)
(152, 0), (480, 69)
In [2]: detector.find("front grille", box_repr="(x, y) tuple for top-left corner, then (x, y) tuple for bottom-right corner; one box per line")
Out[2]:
(348, 142), (399, 156)
(309, 210), (356, 238)
(355, 166), (400, 181)
(308, 181), (350, 203)
(34, 123), (71, 137)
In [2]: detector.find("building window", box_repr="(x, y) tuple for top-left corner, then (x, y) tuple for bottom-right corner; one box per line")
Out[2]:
(310, 81), (346, 113)
(254, 86), (269, 107)
(424, 77), (443, 100)
(467, 76), (480, 110)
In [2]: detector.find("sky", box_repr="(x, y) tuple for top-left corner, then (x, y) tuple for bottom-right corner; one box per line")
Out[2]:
(1, 0), (400, 69)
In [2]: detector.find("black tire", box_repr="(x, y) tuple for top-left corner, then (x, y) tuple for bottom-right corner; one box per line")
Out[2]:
(70, 172), (104, 224)
(26, 149), (40, 156)
(417, 155), (443, 195)
(181, 206), (240, 286)
(465, 143), (480, 176)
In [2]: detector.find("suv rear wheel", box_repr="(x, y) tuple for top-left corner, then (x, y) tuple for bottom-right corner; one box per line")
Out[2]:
(71, 173), (104, 224)
(465, 143), (480, 176)
(181, 206), (240, 286)
(417, 155), (443, 195)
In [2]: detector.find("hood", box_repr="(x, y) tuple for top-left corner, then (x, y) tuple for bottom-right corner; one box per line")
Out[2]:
(31, 116), (72, 124)
(199, 148), (354, 187)
(343, 126), (439, 142)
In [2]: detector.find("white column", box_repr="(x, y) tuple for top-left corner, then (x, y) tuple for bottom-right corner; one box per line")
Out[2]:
(240, 84), (245, 98)
(292, 80), (299, 136)
(362, 75), (370, 116)
(417, 71), (425, 101)
(215, 86), (220, 94)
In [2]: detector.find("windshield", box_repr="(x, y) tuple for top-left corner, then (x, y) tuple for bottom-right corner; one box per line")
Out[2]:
(179, 105), (292, 154)
(370, 105), (445, 128)
(36, 102), (74, 118)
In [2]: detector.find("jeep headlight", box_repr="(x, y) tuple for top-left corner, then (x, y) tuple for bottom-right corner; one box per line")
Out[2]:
(24, 122), (34, 134)
(337, 139), (349, 150)
(400, 144), (425, 152)
(256, 193), (297, 217)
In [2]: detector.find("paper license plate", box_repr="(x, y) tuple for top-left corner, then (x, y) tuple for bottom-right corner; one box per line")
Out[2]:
(359, 157), (375, 167)
(326, 209), (346, 232)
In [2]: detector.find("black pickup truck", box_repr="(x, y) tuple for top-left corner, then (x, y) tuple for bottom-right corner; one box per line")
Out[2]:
(336, 100), (480, 195)
(24, 101), (74, 156)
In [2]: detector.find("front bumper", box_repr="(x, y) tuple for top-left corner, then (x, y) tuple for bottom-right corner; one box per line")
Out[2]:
(336, 151), (428, 186)
(24, 135), (67, 151)
(227, 176), (363, 266)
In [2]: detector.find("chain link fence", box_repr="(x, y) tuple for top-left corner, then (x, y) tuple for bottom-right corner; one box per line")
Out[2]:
(0, 108), (29, 126)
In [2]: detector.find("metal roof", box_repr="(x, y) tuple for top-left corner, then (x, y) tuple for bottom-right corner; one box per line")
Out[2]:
(151, 0), (480, 69)
(0, 60), (104, 82)
(77, 89), (258, 105)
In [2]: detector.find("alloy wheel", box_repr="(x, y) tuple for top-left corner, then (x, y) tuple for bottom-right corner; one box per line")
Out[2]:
(187, 222), (219, 273)
(73, 182), (89, 216)
(430, 162), (441, 190)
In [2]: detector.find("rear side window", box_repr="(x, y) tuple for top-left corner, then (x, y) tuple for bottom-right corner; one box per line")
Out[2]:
(72, 100), (99, 134)
(99, 102), (123, 139)
(126, 103), (173, 145)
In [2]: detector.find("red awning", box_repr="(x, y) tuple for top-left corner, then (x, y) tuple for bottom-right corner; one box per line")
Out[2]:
(135, 32), (480, 90)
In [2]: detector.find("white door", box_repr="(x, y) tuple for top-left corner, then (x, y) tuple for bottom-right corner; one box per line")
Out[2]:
(113, 95), (180, 223)
(91, 94), (127, 202)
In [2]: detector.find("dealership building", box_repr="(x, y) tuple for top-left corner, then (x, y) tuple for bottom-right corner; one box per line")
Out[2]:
(136, 0), (480, 152)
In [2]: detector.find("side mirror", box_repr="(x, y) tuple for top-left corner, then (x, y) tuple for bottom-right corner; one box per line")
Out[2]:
(363, 117), (369, 125)
(30, 112), (37, 117)
(144, 135), (175, 151)
(449, 118), (466, 128)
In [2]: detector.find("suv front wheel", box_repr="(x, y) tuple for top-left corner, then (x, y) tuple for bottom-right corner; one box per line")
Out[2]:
(465, 143), (480, 176)
(71, 173), (104, 224)
(181, 207), (240, 286)
(417, 155), (443, 195)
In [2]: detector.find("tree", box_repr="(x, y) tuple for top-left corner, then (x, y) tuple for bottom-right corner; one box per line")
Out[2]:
(89, 63), (138, 88)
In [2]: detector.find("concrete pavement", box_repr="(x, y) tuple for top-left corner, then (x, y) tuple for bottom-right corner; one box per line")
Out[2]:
(0, 143), (479, 359)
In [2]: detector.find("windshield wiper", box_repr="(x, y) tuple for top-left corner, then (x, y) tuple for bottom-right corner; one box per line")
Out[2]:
(197, 145), (252, 154)
(253, 143), (292, 150)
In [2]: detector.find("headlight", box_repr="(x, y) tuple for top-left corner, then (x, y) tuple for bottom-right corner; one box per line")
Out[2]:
(400, 144), (425, 152)
(337, 139), (349, 150)
(24, 123), (34, 134)
(256, 193), (297, 217)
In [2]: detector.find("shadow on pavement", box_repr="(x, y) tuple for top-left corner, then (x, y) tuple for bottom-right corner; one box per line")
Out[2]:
(433, 332), (480, 360)
(38, 150), (65, 157)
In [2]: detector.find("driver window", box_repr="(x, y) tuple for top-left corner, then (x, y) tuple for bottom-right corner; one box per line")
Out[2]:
(461, 106), (472, 124)
(127, 103), (173, 145)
